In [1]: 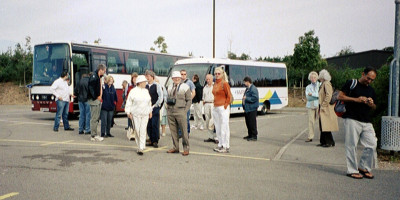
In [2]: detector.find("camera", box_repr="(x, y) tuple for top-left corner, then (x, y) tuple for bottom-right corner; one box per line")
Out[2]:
(166, 98), (176, 105)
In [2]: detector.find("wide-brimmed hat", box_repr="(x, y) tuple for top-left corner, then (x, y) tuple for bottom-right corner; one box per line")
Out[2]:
(136, 75), (148, 83)
(171, 71), (181, 78)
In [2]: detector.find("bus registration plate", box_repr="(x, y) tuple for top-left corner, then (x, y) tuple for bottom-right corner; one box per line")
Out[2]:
(40, 108), (49, 112)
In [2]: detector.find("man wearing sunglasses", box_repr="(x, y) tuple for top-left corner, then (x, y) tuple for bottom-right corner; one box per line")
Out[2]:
(179, 70), (196, 136)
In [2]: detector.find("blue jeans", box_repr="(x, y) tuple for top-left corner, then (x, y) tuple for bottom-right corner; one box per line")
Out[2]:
(147, 107), (160, 143)
(54, 100), (70, 130)
(101, 110), (114, 136)
(78, 101), (91, 133)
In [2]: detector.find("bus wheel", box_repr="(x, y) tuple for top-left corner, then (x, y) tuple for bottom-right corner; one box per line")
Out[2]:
(260, 104), (269, 115)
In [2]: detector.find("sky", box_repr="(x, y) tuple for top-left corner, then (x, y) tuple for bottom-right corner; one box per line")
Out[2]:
(0, 0), (395, 59)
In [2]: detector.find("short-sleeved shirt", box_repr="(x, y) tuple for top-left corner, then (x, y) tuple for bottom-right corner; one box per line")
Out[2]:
(184, 79), (195, 91)
(341, 79), (376, 123)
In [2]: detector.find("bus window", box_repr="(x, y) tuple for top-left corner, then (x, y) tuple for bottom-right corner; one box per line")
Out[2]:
(153, 55), (176, 77)
(126, 52), (150, 75)
(107, 51), (124, 74)
(228, 65), (246, 87)
(261, 67), (286, 87)
(92, 54), (106, 72)
(246, 66), (261, 86)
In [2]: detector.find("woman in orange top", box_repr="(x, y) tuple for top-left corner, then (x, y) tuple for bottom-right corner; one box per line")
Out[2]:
(212, 66), (232, 153)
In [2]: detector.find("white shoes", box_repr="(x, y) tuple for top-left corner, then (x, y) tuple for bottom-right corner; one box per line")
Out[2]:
(91, 135), (104, 142)
(161, 133), (166, 137)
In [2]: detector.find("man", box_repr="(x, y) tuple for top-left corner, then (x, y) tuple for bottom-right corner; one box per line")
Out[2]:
(74, 73), (91, 135)
(242, 77), (259, 141)
(203, 74), (217, 143)
(166, 71), (192, 156)
(145, 70), (163, 148)
(338, 67), (378, 179)
(180, 69), (195, 135)
(88, 64), (107, 142)
(49, 71), (74, 132)
(192, 74), (205, 129)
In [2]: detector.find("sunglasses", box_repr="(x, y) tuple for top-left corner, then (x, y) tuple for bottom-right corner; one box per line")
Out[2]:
(181, 73), (186, 75)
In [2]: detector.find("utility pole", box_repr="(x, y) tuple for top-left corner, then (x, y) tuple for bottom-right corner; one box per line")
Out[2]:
(213, 0), (215, 58)
(381, 0), (400, 151)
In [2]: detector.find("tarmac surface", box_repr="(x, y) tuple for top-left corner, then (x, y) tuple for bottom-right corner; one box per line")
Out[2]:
(0, 105), (399, 200)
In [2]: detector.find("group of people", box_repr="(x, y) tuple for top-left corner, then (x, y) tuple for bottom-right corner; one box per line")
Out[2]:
(50, 64), (260, 157)
(305, 67), (378, 179)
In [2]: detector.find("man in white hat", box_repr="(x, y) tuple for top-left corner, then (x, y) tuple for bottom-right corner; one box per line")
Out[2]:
(166, 71), (192, 156)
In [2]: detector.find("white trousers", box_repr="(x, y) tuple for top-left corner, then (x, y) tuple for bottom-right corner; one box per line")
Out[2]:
(213, 106), (230, 148)
(193, 102), (205, 128)
(344, 118), (378, 174)
(204, 103), (216, 139)
(133, 115), (149, 151)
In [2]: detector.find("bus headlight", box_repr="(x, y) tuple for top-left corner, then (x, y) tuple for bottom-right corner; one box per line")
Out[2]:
(51, 95), (55, 100)
(36, 95), (39, 100)
(31, 95), (34, 100)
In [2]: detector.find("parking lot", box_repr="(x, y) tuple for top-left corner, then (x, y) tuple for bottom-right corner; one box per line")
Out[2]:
(0, 105), (399, 200)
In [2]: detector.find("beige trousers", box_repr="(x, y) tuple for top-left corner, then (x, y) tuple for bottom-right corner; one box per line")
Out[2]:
(308, 108), (318, 140)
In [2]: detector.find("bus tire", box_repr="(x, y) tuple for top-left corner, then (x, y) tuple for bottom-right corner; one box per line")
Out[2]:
(260, 103), (269, 115)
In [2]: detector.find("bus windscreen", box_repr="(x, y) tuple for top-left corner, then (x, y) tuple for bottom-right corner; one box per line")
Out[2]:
(32, 44), (70, 85)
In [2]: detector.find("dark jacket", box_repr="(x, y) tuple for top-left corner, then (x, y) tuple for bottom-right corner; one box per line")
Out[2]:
(192, 80), (203, 103)
(101, 84), (118, 111)
(242, 84), (259, 113)
(88, 70), (101, 100)
(74, 76), (89, 102)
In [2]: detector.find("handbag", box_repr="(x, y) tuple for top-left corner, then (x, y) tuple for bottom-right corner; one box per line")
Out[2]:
(334, 79), (357, 117)
(126, 118), (136, 140)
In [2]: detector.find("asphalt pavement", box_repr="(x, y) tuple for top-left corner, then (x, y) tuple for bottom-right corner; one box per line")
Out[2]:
(0, 105), (399, 200)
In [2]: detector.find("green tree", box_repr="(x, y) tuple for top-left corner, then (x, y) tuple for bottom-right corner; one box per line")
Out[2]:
(288, 30), (327, 86)
(336, 46), (355, 56)
(0, 36), (33, 84)
(151, 36), (168, 53)
(227, 51), (237, 59)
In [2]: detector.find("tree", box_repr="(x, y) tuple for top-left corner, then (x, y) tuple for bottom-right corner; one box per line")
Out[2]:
(151, 36), (168, 53)
(287, 30), (327, 87)
(94, 38), (101, 44)
(227, 51), (237, 59)
(336, 46), (355, 56)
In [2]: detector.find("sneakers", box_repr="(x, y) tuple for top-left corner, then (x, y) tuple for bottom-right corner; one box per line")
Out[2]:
(161, 133), (166, 137)
(214, 146), (229, 153)
(199, 126), (204, 130)
(91, 136), (104, 142)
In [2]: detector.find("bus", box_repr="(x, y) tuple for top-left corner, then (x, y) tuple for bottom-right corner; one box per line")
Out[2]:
(31, 42), (187, 114)
(166, 58), (288, 114)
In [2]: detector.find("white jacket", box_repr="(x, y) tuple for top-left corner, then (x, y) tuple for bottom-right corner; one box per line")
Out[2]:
(125, 87), (152, 117)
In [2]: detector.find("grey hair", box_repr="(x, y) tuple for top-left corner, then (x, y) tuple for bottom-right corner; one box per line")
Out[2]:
(318, 69), (331, 81)
(308, 71), (318, 81)
(144, 70), (155, 78)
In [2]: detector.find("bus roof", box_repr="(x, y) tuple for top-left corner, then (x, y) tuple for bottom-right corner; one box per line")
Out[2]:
(175, 58), (286, 68)
(34, 41), (187, 58)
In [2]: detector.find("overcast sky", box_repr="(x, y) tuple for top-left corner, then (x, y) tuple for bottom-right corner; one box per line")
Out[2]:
(0, 0), (395, 59)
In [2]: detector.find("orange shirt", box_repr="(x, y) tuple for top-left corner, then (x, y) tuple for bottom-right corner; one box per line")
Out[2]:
(212, 78), (231, 108)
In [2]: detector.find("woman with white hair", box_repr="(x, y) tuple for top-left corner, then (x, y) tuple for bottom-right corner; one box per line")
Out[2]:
(125, 75), (153, 155)
(212, 66), (232, 153)
(305, 71), (320, 142)
(318, 69), (338, 147)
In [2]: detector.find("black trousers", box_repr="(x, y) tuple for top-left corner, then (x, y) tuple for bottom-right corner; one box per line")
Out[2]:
(319, 118), (335, 145)
(244, 110), (258, 138)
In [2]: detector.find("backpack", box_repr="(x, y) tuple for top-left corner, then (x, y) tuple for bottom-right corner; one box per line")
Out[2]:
(334, 79), (357, 117)
(221, 81), (234, 104)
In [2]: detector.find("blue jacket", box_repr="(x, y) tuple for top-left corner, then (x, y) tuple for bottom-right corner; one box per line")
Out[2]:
(242, 84), (259, 113)
(101, 84), (118, 111)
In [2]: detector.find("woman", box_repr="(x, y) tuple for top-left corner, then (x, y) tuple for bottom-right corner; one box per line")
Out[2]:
(318, 69), (339, 147)
(305, 71), (320, 142)
(126, 72), (138, 131)
(125, 75), (152, 155)
(101, 75), (118, 138)
(212, 66), (232, 153)
(192, 74), (205, 130)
